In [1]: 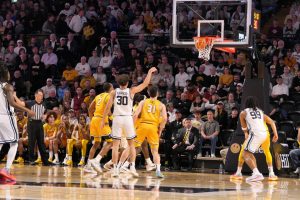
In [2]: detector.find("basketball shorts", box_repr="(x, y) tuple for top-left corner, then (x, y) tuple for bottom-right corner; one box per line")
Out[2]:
(135, 123), (159, 149)
(244, 131), (268, 153)
(90, 117), (111, 142)
(0, 114), (18, 144)
(111, 116), (136, 140)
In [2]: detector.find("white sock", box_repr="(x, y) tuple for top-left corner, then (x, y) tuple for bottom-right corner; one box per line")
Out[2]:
(130, 162), (135, 170)
(268, 166), (274, 174)
(87, 159), (92, 167)
(81, 156), (85, 161)
(68, 155), (72, 160)
(37, 150), (41, 159)
(156, 164), (161, 172)
(117, 162), (123, 169)
(236, 166), (242, 174)
(54, 153), (59, 161)
(145, 158), (153, 165)
(253, 168), (260, 175)
(123, 161), (130, 168)
(95, 155), (102, 162)
(6, 143), (18, 170)
(106, 160), (113, 166)
(49, 151), (53, 160)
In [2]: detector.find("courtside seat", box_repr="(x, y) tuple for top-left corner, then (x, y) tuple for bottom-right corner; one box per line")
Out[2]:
(219, 129), (235, 148)
(292, 92), (300, 102)
(279, 121), (296, 140)
(295, 102), (300, 111)
(288, 111), (300, 125)
(277, 130), (287, 144)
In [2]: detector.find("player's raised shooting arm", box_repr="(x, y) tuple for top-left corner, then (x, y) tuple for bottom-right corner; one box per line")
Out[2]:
(264, 114), (278, 142)
(158, 103), (167, 137)
(88, 99), (96, 119)
(102, 90), (115, 124)
(4, 84), (35, 117)
(133, 100), (144, 123)
(240, 111), (248, 136)
(130, 67), (157, 95)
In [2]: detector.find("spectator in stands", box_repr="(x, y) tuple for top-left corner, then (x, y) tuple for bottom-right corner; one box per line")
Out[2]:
(191, 65), (208, 87)
(160, 113), (173, 169)
(157, 55), (173, 76)
(41, 78), (56, 99)
(199, 110), (220, 157)
(12, 70), (26, 97)
(271, 75), (289, 101)
(166, 103), (177, 123)
(144, 53), (157, 72)
(214, 101), (228, 130)
(88, 50), (101, 73)
(175, 66), (189, 89)
(4, 45), (17, 70)
(129, 18), (143, 36)
(150, 70), (162, 86)
(281, 66), (294, 88)
(111, 50), (127, 73)
(83, 89), (96, 108)
(162, 69), (174, 89)
(134, 33), (151, 53)
(71, 87), (84, 114)
(175, 92), (192, 118)
(218, 66), (233, 92)
(284, 49), (297, 72)
(108, 31), (120, 56)
(99, 49), (113, 71)
(14, 40), (26, 55)
(80, 71), (96, 90)
(93, 66), (107, 92)
(69, 9), (87, 33)
(59, 3), (74, 17)
(67, 32), (80, 61)
(190, 96), (205, 114)
(292, 43), (300, 64)
(202, 60), (215, 76)
(291, 70), (300, 93)
(57, 78), (69, 102)
(75, 56), (91, 76)
(49, 34), (58, 50)
(289, 128), (300, 174)
(268, 19), (283, 39)
(42, 14), (56, 34)
(172, 117), (199, 171)
(283, 18), (297, 44)
(227, 107), (239, 130)
(63, 63), (78, 83)
(223, 92), (239, 116)
(186, 59), (198, 79)
(206, 67), (219, 88)
(41, 46), (58, 77)
(30, 55), (45, 93)
(45, 90), (59, 110)
(170, 110), (183, 136)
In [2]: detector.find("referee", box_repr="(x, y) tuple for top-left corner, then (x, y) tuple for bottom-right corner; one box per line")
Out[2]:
(26, 89), (50, 165)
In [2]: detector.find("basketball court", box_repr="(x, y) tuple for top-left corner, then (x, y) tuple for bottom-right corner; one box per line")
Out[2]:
(0, 165), (299, 199)
(1, 0), (297, 199)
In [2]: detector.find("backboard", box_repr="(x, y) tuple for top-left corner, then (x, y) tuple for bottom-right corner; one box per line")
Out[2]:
(171, 0), (253, 48)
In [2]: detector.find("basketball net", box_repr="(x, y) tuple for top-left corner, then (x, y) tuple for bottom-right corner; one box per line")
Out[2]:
(193, 36), (236, 61)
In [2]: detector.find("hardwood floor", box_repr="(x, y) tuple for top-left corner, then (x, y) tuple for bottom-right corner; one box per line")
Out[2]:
(0, 164), (299, 200)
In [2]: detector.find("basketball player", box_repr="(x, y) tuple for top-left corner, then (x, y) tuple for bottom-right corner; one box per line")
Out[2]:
(230, 123), (279, 181)
(14, 111), (28, 163)
(133, 86), (167, 178)
(84, 83), (114, 173)
(101, 67), (157, 177)
(239, 96), (278, 182)
(0, 64), (35, 181)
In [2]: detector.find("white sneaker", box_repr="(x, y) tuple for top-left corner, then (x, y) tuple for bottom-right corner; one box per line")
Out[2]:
(103, 162), (113, 171)
(294, 167), (300, 174)
(268, 172), (278, 181)
(211, 154), (216, 158)
(52, 159), (60, 165)
(246, 173), (264, 182)
(90, 159), (102, 174)
(111, 167), (119, 177)
(119, 165), (130, 174)
(129, 167), (139, 177)
(63, 157), (68, 165)
(230, 172), (243, 180)
(83, 165), (96, 173)
(146, 164), (156, 172)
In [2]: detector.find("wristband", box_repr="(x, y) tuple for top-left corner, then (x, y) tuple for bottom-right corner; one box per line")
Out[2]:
(242, 127), (248, 131)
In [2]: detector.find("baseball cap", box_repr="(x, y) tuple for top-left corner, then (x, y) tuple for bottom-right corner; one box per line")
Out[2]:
(217, 101), (224, 105)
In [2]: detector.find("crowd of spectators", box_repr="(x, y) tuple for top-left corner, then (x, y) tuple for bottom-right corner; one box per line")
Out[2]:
(0, 0), (299, 170)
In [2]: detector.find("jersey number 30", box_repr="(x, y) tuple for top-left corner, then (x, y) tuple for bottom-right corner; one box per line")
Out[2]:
(116, 96), (128, 105)
(250, 111), (261, 119)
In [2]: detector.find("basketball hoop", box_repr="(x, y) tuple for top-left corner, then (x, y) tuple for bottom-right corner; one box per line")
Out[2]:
(194, 36), (236, 60)
(193, 36), (221, 61)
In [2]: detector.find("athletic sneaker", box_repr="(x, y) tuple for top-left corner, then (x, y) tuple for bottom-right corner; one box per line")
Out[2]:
(15, 157), (24, 164)
(66, 160), (73, 166)
(111, 167), (119, 177)
(0, 168), (16, 182)
(294, 167), (300, 174)
(119, 165), (130, 174)
(129, 167), (139, 177)
(83, 165), (96, 173)
(52, 159), (60, 165)
(246, 173), (264, 182)
(63, 157), (68, 165)
(78, 160), (85, 167)
(155, 171), (164, 178)
(268, 172), (278, 181)
(35, 158), (42, 164)
(146, 164), (156, 172)
(103, 162), (113, 171)
(90, 159), (102, 174)
(230, 172), (243, 180)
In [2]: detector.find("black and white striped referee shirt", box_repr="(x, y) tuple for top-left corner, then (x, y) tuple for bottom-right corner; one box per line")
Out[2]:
(25, 101), (47, 120)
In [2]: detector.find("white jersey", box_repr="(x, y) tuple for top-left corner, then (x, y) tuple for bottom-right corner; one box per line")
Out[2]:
(244, 108), (266, 135)
(0, 82), (14, 115)
(113, 88), (133, 116)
